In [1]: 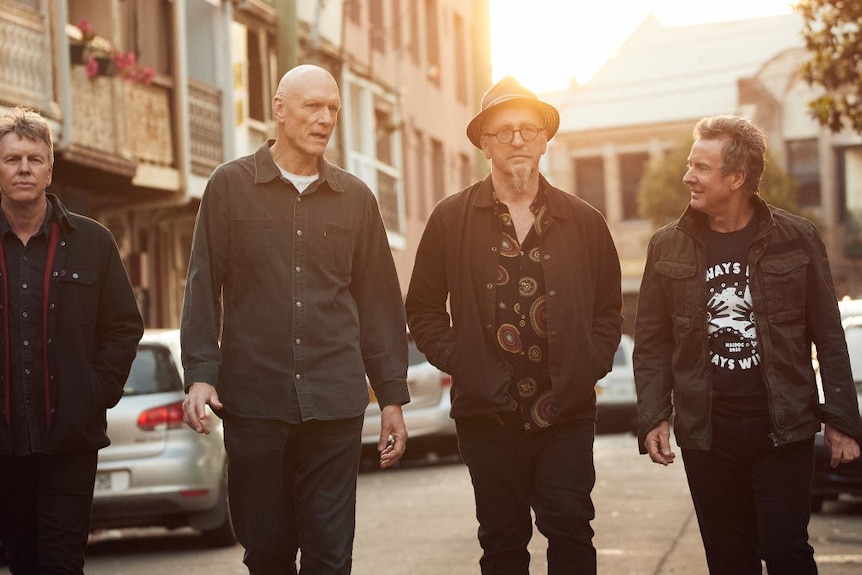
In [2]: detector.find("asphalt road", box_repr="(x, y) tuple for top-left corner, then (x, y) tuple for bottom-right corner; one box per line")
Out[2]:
(2, 432), (861, 574)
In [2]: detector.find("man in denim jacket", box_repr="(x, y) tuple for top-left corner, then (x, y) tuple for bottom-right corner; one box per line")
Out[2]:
(634, 115), (862, 574)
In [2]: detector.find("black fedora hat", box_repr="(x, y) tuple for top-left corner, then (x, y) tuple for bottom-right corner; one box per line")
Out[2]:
(466, 75), (560, 149)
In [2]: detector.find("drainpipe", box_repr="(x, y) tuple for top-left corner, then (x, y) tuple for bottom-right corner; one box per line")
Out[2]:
(54, 0), (73, 150)
(275, 0), (298, 72)
(172, 0), (191, 202)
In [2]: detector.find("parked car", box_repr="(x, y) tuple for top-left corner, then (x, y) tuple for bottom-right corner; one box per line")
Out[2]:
(595, 334), (638, 433)
(90, 329), (235, 547)
(362, 335), (456, 458)
(810, 315), (862, 512)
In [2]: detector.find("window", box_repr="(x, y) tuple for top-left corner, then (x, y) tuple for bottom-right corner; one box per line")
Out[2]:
(453, 13), (467, 103)
(786, 139), (821, 207)
(431, 139), (445, 204)
(414, 129), (427, 219)
(408, 1), (420, 64)
(424, 0), (440, 83)
(370, 0), (385, 52)
(619, 152), (649, 220)
(345, 78), (404, 239)
(575, 157), (605, 214)
(390, 0), (402, 51)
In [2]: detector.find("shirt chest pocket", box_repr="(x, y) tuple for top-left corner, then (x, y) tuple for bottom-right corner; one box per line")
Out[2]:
(323, 223), (356, 280)
(759, 250), (809, 321)
(229, 219), (273, 269)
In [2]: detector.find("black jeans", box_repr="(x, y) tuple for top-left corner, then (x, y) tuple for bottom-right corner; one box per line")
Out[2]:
(456, 413), (597, 575)
(223, 415), (363, 575)
(682, 412), (817, 575)
(0, 451), (98, 575)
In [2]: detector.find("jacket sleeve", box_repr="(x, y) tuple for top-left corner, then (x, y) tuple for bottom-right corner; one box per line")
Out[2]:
(349, 191), (410, 409)
(405, 203), (458, 374)
(590, 210), (624, 375)
(94, 228), (145, 408)
(805, 224), (862, 440)
(180, 172), (228, 389)
(633, 231), (676, 453)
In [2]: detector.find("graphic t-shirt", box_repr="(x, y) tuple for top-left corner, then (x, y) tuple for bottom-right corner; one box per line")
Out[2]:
(702, 219), (768, 417)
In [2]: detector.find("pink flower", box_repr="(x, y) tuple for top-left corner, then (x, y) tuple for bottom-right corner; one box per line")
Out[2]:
(84, 55), (99, 78)
(76, 19), (96, 43)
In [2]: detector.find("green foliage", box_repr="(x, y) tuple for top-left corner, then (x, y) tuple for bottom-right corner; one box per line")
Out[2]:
(637, 139), (807, 228)
(798, 0), (862, 134)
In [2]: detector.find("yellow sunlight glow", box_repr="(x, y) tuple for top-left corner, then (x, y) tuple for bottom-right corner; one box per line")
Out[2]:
(490, 0), (797, 93)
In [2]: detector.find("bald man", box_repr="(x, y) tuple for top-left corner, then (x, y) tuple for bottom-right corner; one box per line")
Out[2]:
(180, 64), (409, 574)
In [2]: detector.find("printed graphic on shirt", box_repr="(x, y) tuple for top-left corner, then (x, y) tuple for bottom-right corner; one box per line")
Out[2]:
(706, 260), (760, 371)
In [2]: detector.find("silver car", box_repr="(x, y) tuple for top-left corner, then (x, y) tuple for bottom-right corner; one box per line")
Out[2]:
(90, 329), (235, 547)
(362, 335), (457, 458)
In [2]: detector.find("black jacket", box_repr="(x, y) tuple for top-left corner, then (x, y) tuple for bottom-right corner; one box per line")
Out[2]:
(406, 175), (623, 422)
(634, 196), (862, 451)
(0, 194), (143, 454)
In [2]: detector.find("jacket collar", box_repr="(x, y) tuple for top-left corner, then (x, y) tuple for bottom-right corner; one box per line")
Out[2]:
(252, 140), (344, 193)
(676, 194), (774, 239)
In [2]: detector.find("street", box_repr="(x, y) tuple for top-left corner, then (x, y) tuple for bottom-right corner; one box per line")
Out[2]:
(3, 432), (862, 574)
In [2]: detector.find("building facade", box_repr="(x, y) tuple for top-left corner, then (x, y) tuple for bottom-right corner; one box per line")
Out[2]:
(541, 13), (862, 333)
(0, 0), (492, 326)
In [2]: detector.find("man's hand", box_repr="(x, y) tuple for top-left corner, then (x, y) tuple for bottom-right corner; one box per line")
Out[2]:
(824, 424), (861, 468)
(182, 381), (223, 434)
(378, 404), (408, 469)
(644, 419), (676, 466)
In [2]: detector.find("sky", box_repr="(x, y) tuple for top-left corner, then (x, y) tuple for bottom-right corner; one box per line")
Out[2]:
(490, 0), (797, 93)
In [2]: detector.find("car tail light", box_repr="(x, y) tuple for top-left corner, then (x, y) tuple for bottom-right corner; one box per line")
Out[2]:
(137, 401), (186, 431)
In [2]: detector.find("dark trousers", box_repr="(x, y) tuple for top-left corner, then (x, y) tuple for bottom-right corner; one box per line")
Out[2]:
(456, 413), (597, 575)
(682, 412), (817, 575)
(223, 415), (363, 575)
(0, 451), (98, 575)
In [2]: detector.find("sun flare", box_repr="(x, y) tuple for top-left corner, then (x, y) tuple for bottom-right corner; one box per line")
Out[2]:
(490, 0), (797, 94)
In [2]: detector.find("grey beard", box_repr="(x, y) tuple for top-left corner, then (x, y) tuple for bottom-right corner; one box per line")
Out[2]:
(512, 165), (532, 194)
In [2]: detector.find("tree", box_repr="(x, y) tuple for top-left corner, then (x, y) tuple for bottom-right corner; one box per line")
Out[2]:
(798, 0), (862, 133)
(637, 139), (804, 228)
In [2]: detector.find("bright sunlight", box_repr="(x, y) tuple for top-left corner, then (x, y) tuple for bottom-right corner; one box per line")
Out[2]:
(490, 0), (797, 93)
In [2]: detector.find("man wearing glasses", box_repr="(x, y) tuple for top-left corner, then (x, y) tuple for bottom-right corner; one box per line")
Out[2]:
(406, 76), (622, 574)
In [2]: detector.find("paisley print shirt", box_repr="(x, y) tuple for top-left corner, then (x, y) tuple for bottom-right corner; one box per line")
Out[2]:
(494, 189), (553, 432)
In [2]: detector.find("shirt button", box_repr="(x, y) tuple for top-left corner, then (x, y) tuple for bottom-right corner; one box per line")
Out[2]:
(486, 283), (493, 289)
(524, 423), (531, 430)
(23, 340), (29, 346)
(295, 266), (301, 273)
(296, 230), (303, 236)
(72, 273), (79, 279)
(295, 338), (301, 345)
(295, 374), (301, 379)
(296, 301), (302, 308)
(548, 290), (556, 297)
(21, 283), (27, 289)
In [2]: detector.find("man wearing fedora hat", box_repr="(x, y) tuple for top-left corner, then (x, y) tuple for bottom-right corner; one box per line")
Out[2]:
(406, 76), (622, 574)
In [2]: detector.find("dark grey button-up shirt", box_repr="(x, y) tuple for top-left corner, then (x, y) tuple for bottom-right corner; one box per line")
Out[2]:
(181, 141), (409, 422)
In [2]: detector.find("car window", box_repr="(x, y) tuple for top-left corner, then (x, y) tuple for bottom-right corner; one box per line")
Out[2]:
(845, 325), (862, 385)
(123, 344), (183, 395)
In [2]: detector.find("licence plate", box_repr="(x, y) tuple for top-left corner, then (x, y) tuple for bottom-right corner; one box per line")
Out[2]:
(95, 470), (131, 492)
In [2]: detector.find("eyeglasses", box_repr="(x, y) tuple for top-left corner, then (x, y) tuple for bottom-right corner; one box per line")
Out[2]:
(482, 125), (541, 144)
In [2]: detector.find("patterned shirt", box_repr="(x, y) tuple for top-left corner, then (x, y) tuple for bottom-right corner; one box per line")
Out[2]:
(493, 188), (554, 432)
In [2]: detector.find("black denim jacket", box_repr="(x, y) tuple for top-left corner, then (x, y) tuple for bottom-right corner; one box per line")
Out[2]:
(634, 196), (862, 451)
(181, 142), (409, 422)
